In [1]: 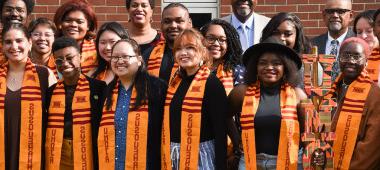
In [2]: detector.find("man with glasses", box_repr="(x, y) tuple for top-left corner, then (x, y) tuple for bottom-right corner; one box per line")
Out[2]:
(312, 0), (355, 82)
(46, 37), (105, 169)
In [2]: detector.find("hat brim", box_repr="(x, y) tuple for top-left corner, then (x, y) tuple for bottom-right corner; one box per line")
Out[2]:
(242, 43), (302, 70)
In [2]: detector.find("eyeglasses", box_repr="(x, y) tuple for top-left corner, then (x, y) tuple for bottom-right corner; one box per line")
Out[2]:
(324, 8), (351, 15)
(55, 55), (78, 66)
(205, 35), (227, 45)
(339, 53), (365, 63)
(111, 55), (136, 62)
(4, 6), (26, 14)
(31, 32), (55, 39)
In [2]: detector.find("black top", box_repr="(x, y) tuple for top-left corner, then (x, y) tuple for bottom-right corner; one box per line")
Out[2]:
(169, 73), (227, 169)
(140, 32), (161, 60)
(254, 85), (282, 155)
(63, 85), (76, 139)
(4, 65), (49, 170)
(46, 75), (107, 170)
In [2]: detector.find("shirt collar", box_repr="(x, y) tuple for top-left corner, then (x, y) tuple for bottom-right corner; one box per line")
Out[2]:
(231, 13), (255, 29)
(327, 30), (348, 45)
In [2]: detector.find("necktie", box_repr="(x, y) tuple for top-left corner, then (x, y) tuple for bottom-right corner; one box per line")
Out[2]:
(239, 24), (249, 51)
(330, 40), (340, 82)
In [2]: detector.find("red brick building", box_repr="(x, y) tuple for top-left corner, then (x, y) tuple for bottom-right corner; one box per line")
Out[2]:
(31, 0), (380, 37)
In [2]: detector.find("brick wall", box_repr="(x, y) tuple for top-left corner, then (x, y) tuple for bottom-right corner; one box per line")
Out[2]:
(32, 0), (380, 37)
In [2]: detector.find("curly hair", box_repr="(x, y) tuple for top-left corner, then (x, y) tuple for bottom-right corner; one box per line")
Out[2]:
(0, 0), (34, 15)
(54, 0), (97, 40)
(261, 12), (311, 55)
(200, 19), (242, 71)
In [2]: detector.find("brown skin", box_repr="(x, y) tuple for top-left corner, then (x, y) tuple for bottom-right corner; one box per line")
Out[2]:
(53, 46), (81, 86)
(322, 0), (353, 39)
(1, 0), (28, 25)
(161, 7), (192, 48)
(230, 0), (257, 23)
(273, 20), (297, 50)
(338, 42), (367, 84)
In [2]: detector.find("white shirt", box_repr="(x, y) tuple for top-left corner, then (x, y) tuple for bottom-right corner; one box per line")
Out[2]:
(231, 13), (255, 51)
(325, 30), (348, 55)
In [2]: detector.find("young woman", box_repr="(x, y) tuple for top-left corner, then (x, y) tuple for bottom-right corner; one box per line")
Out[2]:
(89, 22), (129, 84)
(0, 23), (56, 170)
(229, 37), (307, 169)
(97, 39), (167, 170)
(161, 28), (227, 170)
(353, 10), (380, 84)
(54, 0), (98, 74)
(28, 17), (58, 78)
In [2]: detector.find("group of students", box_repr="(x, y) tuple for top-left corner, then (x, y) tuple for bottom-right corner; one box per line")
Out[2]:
(0, 0), (380, 169)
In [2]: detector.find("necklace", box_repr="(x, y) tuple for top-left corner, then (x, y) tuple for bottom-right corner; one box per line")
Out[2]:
(342, 79), (350, 89)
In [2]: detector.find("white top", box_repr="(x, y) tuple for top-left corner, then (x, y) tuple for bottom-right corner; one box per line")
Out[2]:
(325, 30), (348, 56)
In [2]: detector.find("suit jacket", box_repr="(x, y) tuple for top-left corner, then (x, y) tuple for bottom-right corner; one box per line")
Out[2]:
(311, 28), (355, 54)
(221, 12), (270, 45)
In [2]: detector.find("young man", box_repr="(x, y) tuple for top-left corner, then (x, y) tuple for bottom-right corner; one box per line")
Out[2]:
(45, 37), (106, 169)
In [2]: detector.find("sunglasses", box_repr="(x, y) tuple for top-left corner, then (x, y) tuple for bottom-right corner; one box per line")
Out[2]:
(324, 8), (351, 15)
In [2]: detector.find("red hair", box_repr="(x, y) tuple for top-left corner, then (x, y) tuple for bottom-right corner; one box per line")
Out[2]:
(340, 37), (371, 57)
(54, 0), (97, 40)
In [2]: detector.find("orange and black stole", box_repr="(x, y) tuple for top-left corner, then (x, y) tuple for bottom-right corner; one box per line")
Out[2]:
(216, 64), (234, 95)
(147, 37), (178, 79)
(240, 83), (300, 170)
(81, 39), (98, 75)
(162, 66), (210, 170)
(366, 48), (380, 83)
(45, 74), (93, 170)
(98, 82), (149, 170)
(324, 71), (371, 170)
(0, 59), (43, 169)
(46, 55), (59, 79)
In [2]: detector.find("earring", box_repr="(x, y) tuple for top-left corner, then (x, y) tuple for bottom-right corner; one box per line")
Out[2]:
(199, 60), (204, 67)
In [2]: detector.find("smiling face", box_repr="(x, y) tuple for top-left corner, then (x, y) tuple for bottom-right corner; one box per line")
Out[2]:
(355, 17), (379, 50)
(322, 0), (353, 35)
(204, 24), (227, 61)
(30, 24), (55, 56)
(339, 42), (367, 82)
(53, 46), (81, 79)
(2, 28), (31, 63)
(273, 20), (297, 49)
(98, 30), (122, 62)
(1, 0), (28, 25)
(257, 52), (284, 87)
(161, 7), (192, 45)
(110, 41), (142, 79)
(61, 10), (89, 41)
(127, 0), (153, 26)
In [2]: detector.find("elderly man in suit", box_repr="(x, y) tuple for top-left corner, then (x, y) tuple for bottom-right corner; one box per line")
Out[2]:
(312, 0), (354, 82)
(221, 0), (270, 51)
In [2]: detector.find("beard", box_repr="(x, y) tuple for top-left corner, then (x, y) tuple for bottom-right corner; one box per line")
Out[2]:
(328, 22), (343, 34)
(233, 0), (253, 17)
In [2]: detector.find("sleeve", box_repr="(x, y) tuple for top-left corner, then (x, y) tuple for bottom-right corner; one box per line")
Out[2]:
(204, 75), (227, 170)
(349, 85), (380, 169)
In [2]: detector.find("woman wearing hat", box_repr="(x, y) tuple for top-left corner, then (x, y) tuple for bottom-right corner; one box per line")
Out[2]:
(229, 37), (307, 169)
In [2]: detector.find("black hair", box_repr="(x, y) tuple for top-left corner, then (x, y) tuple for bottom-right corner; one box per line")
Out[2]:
(244, 52), (299, 87)
(353, 10), (376, 34)
(0, 0), (35, 15)
(52, 36), (80, 53)
(92, 22), (129, 79)
(27, 17), (57, 37)
(374, 8), (380, 22)
(1, 23), (29, 43)
(200, 19), (242, 71)
(260, 12), (311, 55)
(125, 0), (155, 9)
(105, 38), (149, 110)
(162, 2), (189, 14)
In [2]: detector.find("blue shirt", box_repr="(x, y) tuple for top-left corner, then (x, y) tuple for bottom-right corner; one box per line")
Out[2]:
(231, 13), (255, 51)
(114, 84), (132, 170)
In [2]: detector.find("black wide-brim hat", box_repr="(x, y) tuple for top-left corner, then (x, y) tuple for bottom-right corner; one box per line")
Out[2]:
(242, 36), (302, 70)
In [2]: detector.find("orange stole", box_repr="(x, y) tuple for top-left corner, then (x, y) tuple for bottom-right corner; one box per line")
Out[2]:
(324, 72), (371, 170)
(81, 39), (98, 75)
(147, 38), (178, 79)
(46, 55), (59, 79)
(366, 48), (380, 83)
(0, 59), (43, 169)
(216, 64), (234, 95)
(162, 66), (210, 170)
(98, 82), (149, 170)
(45, 74), (93, 170)
(240, 83), (299, 170)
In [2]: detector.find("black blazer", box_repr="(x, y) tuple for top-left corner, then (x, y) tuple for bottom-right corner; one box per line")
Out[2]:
(46, 75), (106, 170)
(311, 28), (355, 54)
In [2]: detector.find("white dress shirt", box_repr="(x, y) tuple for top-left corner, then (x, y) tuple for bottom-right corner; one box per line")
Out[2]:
(325, 30), (348, 55)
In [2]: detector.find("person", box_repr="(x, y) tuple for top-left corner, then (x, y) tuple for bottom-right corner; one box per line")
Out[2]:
(89, 22), (129, 84)
(228, 36), (307, 169)
(144, 2), (192, 83)
(0, 0), (35, 63)
(221, 0), (270, 51)
(54, 0), (98, 75)
(311, 0), (355, 82)
(374, 8), (380, 86)
(353, 10), (380, 84)
(322, 37), (380, 169)
(97, 39), (167, 170)
(45, 37), (106, 169)
(0, 23), (56, 170)
(161, 28), (227, 170)
(28, 17), (58, 78)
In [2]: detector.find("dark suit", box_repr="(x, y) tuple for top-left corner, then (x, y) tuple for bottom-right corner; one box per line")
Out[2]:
(311, 28), (355, 54)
